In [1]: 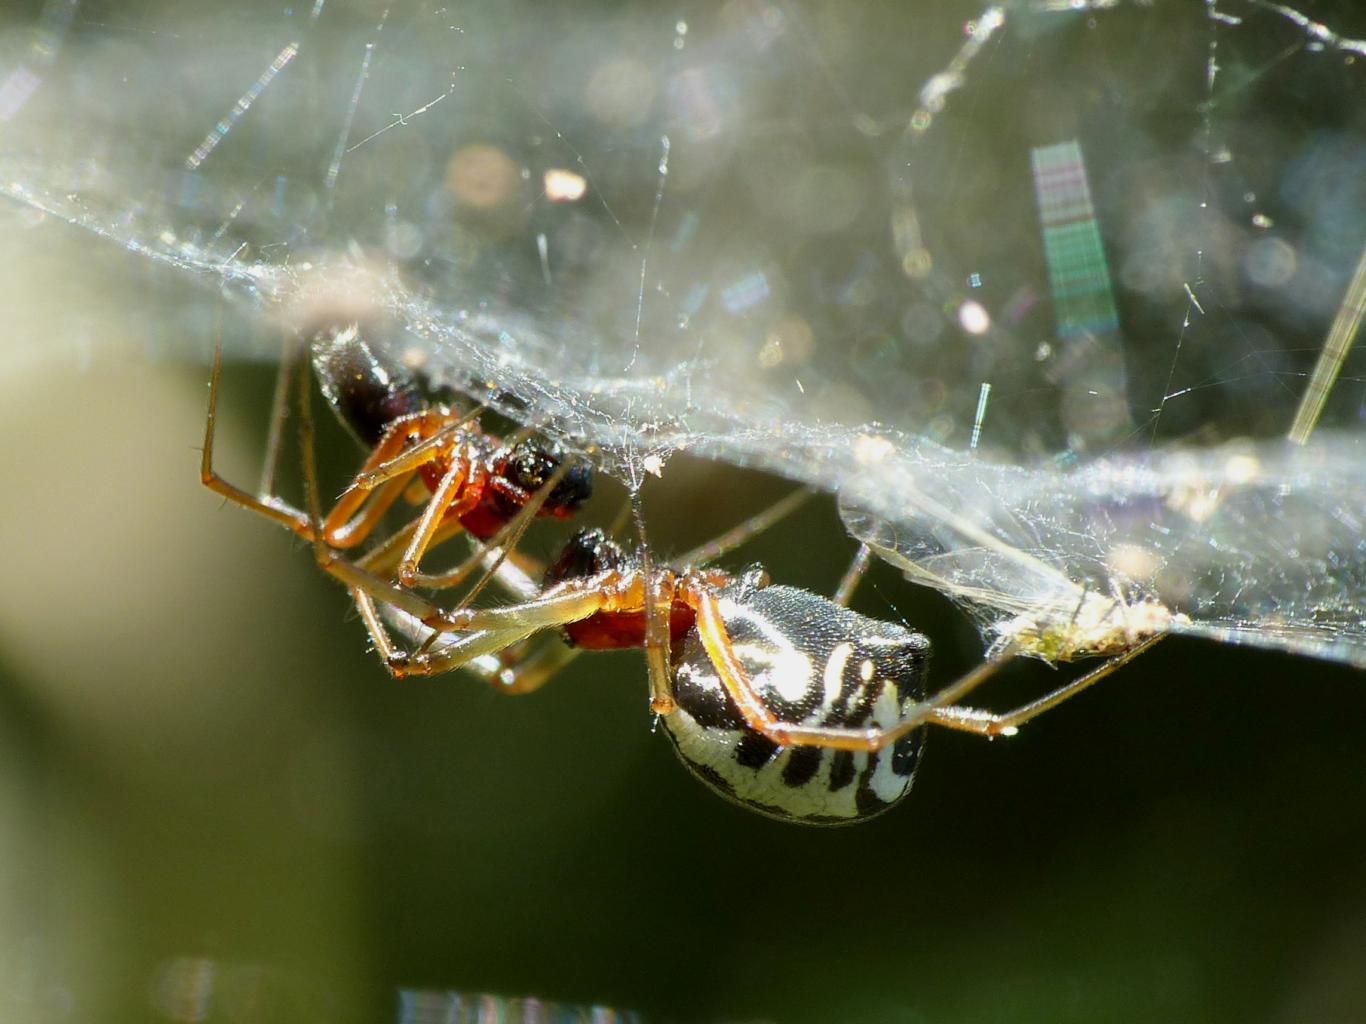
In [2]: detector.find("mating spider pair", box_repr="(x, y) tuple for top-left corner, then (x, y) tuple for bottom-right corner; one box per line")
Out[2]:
(204, 323), (1160, 823)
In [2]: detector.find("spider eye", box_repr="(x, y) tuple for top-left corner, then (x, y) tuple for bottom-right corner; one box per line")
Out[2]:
(505, 439), (593, 511)
(543, 529), (625, 586)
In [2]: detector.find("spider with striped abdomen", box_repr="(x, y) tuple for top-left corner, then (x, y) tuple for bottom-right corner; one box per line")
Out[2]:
(323, 518), (1153, 825)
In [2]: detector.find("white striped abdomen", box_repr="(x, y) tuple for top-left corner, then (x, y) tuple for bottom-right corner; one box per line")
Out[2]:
(663, 584), (931, 824)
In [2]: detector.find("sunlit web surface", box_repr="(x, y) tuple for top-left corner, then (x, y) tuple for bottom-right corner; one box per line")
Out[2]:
(2, 0), (1363, 665)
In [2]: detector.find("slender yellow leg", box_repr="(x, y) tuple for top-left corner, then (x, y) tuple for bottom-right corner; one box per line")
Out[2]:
(201, 338), (313, 537)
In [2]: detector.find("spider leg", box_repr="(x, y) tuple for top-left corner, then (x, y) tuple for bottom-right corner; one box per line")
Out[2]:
(642, 575), (677, 714)
(201, 335), (313, 538)
(315, 491), (618, 643)
(393, 457), (471, 585)
(320, 413), (457, 548)
(201, 335), (475, 573)
(670, 487), (814, 568)
(832, 543), (873, 607)
(351, 406), (482, 490)
(461, 543), (543, 602)
(322, 404), (491, 555)
(324, 472), (419, 549)
(926, 635), (1164, 737)
(399, 527), (540, 595)
(690, 579), (1160, 751)
(351, 585), (407, 667)
(426, 579), (620, 636)
(403, 629), (565, 679)
(626, 494), (679, 715)
(642, 485), (822, 708)
(257, 334), (295, 501)
(384, 588), (608, 678)
(355, 516), (464, 578)
(470, 640), (581, 695)
(352, 514), (542, 603)
(357, 589), (528, 676)
(352, 586), (583, 690)
(402, 453), (582, 607)
(309, 495), (579, 642)
(316, 545), (456, 623)
(686, 584), (1031, 751)
(289, 346), (441, 625)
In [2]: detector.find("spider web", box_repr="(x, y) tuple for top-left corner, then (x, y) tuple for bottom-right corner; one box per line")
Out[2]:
(1, 0), (1363, 665)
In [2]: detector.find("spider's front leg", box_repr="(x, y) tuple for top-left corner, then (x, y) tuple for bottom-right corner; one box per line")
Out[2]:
(200, 338), (314, 539)
(320, 411), (470, 554)
(352, 585), (578, 689)
(342, 568), (620, 682)
(201, 333), (478, 577)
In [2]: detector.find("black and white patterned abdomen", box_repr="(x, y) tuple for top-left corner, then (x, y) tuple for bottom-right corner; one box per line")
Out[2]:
(664, 585), (931, 824)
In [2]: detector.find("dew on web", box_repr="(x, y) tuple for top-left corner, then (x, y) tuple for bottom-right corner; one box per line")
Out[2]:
(1, 0), (1362, 666)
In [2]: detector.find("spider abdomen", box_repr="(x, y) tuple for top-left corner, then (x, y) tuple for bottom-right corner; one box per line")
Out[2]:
(664, 585), (931, 824)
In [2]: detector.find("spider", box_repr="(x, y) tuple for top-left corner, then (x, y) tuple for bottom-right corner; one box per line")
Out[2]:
(201, 320), (594, 592)
(202, 324), (1160, 824)
(324, 524), (1161, 825)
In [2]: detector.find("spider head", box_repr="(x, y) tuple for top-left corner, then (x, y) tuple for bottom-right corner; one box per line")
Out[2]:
(542, 528), (626, 586)
(501, 438), (594, 516)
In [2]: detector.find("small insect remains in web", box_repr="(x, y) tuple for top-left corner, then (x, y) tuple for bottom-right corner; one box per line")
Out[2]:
(202, 320), (1184, 824)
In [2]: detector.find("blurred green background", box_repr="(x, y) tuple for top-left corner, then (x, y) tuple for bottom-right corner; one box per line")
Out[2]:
(2, 1), (1366, 1022)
